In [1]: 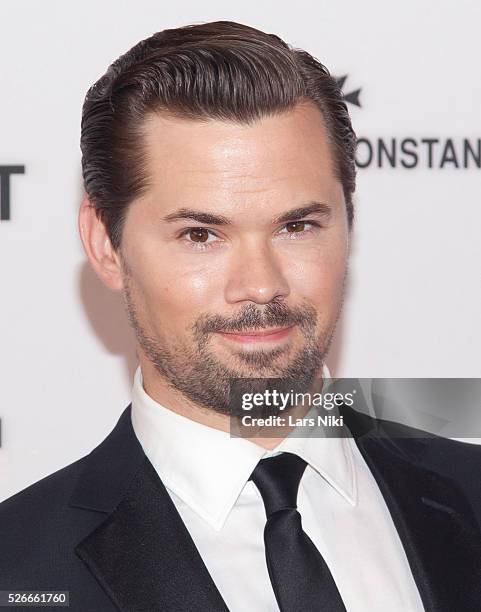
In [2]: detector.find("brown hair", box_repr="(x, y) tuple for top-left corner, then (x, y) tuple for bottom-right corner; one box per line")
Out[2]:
(81, 20), (356, 251)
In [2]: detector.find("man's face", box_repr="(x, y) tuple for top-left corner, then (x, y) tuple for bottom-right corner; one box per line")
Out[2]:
(119, 102), (350, 414)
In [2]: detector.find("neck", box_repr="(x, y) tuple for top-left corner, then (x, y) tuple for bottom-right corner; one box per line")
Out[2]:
(138, 357), (317, 451)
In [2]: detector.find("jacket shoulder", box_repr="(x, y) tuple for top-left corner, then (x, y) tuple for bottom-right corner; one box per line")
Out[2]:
(0, 455), (95, 567)
(0, 450), (125, 596)
(0, 456), (87, 520)
(0, 407), (137, 586)
(0, 406), (134, 525)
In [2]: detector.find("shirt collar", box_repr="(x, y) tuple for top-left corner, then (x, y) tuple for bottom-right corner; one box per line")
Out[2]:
(131, 364), (357, 531)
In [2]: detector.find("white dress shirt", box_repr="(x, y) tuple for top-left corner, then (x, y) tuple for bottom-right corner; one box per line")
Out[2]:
(130, 365), (425, 612)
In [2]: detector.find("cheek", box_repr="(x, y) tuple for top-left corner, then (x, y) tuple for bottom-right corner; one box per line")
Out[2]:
(137, 258), (226, 328)
(282, 238), (348, 312)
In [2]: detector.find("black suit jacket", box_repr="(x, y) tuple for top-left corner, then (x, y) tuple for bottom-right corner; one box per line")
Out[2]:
(1, 403), (481, 612)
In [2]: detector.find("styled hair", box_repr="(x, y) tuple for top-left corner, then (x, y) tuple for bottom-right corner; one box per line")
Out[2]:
(81, 20), (356, 251)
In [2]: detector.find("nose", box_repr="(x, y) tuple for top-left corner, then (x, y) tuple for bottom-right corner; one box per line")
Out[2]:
(224, 239), (290, 305)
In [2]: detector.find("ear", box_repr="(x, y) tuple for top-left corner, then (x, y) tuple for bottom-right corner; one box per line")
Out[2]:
(78, 197), (124, 291)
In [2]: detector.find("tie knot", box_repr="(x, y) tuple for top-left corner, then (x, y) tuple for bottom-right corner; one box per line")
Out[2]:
(249, 452), (307, 518)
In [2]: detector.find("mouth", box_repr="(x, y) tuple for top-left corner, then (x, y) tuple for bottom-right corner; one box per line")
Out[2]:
(215, 325), (295, 344)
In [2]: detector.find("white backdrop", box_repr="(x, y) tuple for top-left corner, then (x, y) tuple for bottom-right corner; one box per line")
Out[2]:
(1, 0), (480, 501)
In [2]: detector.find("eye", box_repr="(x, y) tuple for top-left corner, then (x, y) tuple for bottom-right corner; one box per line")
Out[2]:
(278, 220), (320, 237)
(186, 228), (213, 243)
(179, 227), (222, 249)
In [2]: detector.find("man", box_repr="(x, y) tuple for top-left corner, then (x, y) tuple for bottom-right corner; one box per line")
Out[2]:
(0, 20), (480, 612)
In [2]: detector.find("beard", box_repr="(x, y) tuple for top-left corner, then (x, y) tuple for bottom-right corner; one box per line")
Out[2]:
(122, 277), (344, 417)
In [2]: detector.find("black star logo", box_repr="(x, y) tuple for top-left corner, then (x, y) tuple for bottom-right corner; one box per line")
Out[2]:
(334, 75), (362, 108)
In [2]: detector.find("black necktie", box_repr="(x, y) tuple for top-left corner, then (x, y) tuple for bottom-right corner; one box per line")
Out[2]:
(249, 452), (347, 612)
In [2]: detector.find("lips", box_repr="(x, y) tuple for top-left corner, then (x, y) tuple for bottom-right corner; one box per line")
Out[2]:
(216, 325), (294, 344)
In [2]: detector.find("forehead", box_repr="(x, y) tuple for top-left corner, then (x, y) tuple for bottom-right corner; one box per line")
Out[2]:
(139, 102), (340, 211)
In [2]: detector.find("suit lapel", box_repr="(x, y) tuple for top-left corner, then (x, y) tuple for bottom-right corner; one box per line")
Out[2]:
(70, 406), (229, 612)
(351, 417), (481, 612)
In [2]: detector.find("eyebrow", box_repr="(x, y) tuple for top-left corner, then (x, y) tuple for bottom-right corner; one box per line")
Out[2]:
(162, 201), (332, 226)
